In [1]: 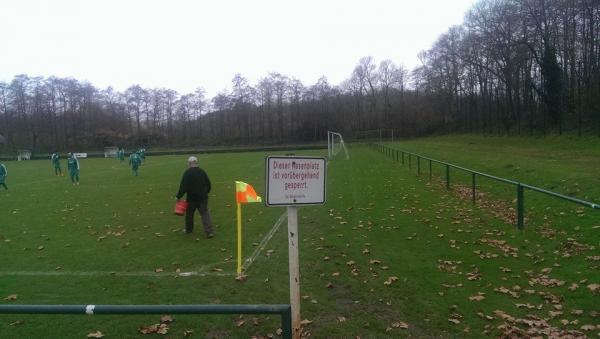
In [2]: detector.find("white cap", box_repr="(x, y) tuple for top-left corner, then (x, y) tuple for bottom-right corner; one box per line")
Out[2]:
(187, 156), (198, 163)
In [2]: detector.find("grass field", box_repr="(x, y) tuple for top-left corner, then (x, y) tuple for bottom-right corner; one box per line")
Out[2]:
(1, 139), (599, 338)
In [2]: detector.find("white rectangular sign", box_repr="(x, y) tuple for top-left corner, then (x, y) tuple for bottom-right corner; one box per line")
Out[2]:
(266, 156), (326, 206)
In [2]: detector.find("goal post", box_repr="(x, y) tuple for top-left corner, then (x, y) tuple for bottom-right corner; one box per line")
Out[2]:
(104, 147), (119, 158)
(327, 131), (349, 160)
(17, 149), (31, 161)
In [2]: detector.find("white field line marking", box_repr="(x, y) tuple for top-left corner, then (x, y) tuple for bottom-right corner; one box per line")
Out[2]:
(0, 261), (233, 278)
(242, 212), (287, 273)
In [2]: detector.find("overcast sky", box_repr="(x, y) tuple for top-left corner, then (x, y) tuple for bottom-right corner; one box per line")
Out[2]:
(0, 0), (476, 98)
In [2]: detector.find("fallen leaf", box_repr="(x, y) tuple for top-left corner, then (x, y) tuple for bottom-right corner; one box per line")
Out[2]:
(571, 309), (583, 316)
(183, 329), (194, 336)
(236, 319), (246, 327)
(448, 318), (461, 324)
(156, 324), (168, 334)
(587, 283), (599, 294)
(581, 324), (595, 331)
(160, 315), (173, 323)
(155, 268), (163, 273)
(476, 312), (494, 320)
(468, 295), (485, 301)
(336, 316), (346, 323)
(300, 319), (313, 325)
(87, 331), (104, 338)
(391, 321), (408, 329)
(139, 324), (158, 334)
(4, 294), (17, 301)
(384, 276), (398, 286)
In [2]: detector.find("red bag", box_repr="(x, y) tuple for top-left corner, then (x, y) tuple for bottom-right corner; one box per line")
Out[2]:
(174, 200), (188, 216)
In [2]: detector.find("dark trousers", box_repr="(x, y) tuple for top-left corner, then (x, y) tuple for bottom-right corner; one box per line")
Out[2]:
(185, 199), (213, 235)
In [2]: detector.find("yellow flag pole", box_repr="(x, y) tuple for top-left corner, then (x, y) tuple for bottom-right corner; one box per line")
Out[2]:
(237, 202), (242, 275)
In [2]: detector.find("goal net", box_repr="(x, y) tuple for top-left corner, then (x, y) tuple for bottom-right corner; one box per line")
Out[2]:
(327, 131), (349, 160)
(104, 147), (119, 158)
(17, 149), (31, 161)
(354, 129), (395, 142)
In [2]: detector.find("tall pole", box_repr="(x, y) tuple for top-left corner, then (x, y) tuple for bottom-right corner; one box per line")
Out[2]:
(237, 203), (242, 275)
(287, 206), (301, 338)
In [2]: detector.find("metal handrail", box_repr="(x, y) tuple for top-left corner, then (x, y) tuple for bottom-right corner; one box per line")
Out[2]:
(0, 304), (292, 339)
(370, 143), (600, 228)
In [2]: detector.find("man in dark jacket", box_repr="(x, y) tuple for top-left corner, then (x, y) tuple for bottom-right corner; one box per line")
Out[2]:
(176, 156), (214, 237)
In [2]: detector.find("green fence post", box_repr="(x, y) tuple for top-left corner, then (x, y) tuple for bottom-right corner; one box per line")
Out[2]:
(401, 152), (404, 165)
(517, 184), (524, 229)
(417, 156), (420, 175)
(446, 164), (450, 190)
(282, 305), (292, 339)
(408, 154), (412, 169)
(429, 160), (432, 181)
(472, 173), (476, 204)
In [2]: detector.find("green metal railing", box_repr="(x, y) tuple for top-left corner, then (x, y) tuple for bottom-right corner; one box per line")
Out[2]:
(370, 143), (600, 228)
(0, 304), (292, 338)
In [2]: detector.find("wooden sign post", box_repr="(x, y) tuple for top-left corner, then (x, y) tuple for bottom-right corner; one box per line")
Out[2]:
(266, 156), (326, 338)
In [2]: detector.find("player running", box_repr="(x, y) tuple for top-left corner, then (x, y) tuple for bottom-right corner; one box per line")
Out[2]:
(129, 151), (142, 176)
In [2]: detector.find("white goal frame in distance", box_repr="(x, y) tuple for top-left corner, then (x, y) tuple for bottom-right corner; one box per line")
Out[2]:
(327, 131), (349, 160)
(17, 149), (31, 161)
(104, 147), (119, 158)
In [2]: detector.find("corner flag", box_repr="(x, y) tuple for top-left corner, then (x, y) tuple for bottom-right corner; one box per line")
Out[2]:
(236, 181), (262, 203)
(235, 181), (262, 276)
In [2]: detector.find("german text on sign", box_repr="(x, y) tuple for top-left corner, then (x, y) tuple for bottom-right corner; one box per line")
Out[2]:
(265, 156), (326, 206)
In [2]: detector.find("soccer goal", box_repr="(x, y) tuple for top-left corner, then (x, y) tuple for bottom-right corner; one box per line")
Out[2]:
(327, 131), (349, 160)
(354, 129), (395, 142)
(104, 147), (119, 158)
(17, 149), (31, 161)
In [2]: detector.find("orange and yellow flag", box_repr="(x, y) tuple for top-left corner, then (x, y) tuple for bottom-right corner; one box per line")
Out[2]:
(235, 181), (262, 276)
(236, 181), (262, 204)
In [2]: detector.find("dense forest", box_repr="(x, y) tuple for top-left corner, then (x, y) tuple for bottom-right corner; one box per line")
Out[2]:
(0, 0), (598, 154)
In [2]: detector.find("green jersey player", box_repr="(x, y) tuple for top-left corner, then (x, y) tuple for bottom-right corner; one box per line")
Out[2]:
(0, 162), (7, 190)
(67, 153), (80, 185)
(51, 152), (63, 176)
(129, 152), (142, 176)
